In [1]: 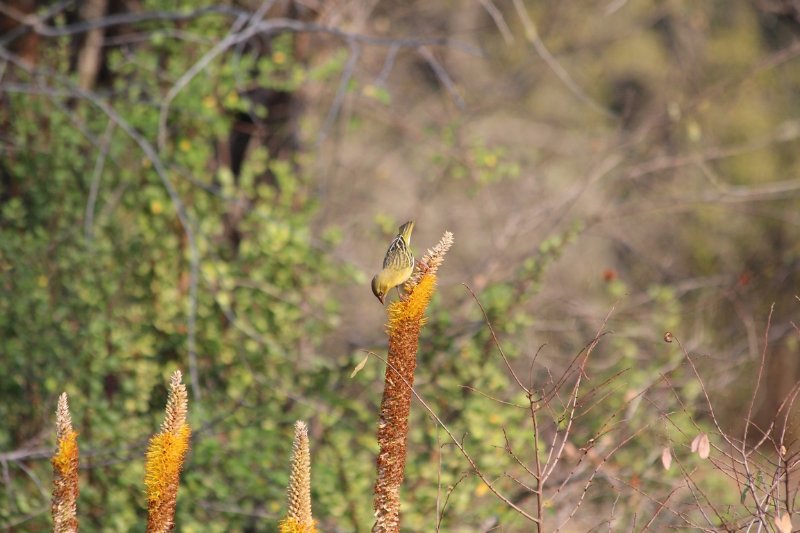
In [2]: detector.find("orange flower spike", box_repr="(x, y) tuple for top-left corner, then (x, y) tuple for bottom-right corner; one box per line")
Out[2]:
(373, 231), (453, 533)
(52, 393), (79, 533)
(144, 371), (191, 533)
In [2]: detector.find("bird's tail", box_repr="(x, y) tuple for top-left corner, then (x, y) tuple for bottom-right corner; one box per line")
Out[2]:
(398, 220), (414, 243)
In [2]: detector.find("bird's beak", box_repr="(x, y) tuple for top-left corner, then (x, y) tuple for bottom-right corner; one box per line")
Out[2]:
(379, 294), (386, 304)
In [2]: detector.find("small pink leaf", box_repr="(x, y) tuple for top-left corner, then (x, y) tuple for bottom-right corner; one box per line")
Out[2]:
(661, 447), (672, 470)
(697, 433), (710, 459)
(691, 433), (702, 453)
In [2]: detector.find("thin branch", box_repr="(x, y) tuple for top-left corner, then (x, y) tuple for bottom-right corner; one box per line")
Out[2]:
(511, 0), (615, 119)
(1, 459), (14, 514)
(478, 0), (514, 45)
(317, 40), (361, 146)
(156, 0), (278, 150)
(375, 43), (400, 87)
(461, 386), (526, 409)
(418, 46), (465, 109)
(0, 6), (480, 56)
(84, 119), (115, 242)
(463, 283), (527, 392)
(744, 304), (775, 449)
(0, 0), (72, 47)
(672, 336), (734, 448)
(553, 425), (651, 532)
(435, 470), (469, 532)
(156, 10), (251, 150)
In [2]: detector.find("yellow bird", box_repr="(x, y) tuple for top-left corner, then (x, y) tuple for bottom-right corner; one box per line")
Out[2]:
(371, 221), (415, 304)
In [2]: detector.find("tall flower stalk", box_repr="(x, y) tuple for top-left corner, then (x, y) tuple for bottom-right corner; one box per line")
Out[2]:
(372, 231), (453, 533)
(144, 371), (191, 533)
(52, 393), (79, 533)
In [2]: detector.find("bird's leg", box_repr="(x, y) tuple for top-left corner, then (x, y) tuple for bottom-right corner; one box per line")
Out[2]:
(417, 259), (430, 274)
(395, 286), (408, 302)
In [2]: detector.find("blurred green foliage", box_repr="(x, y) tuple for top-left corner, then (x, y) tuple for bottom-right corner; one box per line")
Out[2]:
(1, 0), (799, 531)
(0, 4), (348, 530)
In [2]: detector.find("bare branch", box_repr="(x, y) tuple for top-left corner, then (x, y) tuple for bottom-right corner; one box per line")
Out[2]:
(418, 46), (465, 109)
(84, 120), (115, 242)
(317, 40), (361, 146)
(511, 0), (615, 119)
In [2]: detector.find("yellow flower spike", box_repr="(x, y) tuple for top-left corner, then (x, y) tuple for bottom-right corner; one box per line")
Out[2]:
(387, 274), (436, 332)
(373, 231), (453, 533)
(279, 517), (316, 533)
(52, 432), (78, 472)
(144, 371), (191, 533)
(52, 393), (79, 533)
(279, 421), (316, 533)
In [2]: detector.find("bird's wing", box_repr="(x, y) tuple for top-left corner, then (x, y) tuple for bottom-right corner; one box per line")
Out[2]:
(384, 236), (412, 269)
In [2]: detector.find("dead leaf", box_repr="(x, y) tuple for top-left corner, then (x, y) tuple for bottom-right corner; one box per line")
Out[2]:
(350, 354), (370, 378)
(691, 433), (702, 453)
(774, 513), (792, 533)
(661, 447), (672, 470)
(697, 433), (710, 459)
